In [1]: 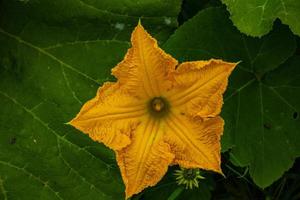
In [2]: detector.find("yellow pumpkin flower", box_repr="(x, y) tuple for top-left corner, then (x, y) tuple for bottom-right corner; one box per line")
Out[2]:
(69, 22), (237, 199)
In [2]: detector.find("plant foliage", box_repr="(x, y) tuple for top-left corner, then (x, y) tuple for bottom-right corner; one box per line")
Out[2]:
(0, 0), (299, 199)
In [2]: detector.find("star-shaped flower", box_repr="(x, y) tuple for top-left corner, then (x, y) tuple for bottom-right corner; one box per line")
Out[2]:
(69, 22), (237, 198)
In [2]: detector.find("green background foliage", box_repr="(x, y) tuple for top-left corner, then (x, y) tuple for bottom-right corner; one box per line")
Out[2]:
(0, 0), (299, 199)
(222, 0), (300, 37)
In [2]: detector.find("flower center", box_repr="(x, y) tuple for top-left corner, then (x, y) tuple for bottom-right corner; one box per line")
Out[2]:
(148, 97), (169, 118)
(174, 168), (204, 189)
(152, 98), (165, 111)
(183, 169), (198, 180)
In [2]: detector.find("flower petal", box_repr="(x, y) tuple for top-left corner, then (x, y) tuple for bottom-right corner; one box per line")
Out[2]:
(165, 112), (224, 173)
(112, 22), (178, 98)
(167, 59), (237, 118)
(116, 117), (174, 198)
(69, 82), (146, 150)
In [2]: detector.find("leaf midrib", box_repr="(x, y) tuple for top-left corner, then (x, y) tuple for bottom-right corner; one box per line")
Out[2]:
(0, 28), (100, 85)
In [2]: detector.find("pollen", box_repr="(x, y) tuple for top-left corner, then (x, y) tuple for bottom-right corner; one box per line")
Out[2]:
(149, 97), (169, 117)
(151, 98), (165, 112)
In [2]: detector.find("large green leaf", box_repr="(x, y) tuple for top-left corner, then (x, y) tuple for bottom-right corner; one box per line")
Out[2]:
(0, 0), (182, 199)
(164, 7), (299, 188)
(222, 0), (300, 37)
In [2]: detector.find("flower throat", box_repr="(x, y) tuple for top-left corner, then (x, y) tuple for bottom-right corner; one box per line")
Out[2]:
(149, 97), (169, 118)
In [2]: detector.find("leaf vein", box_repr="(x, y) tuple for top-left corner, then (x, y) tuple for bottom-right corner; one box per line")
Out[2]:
(0, 177), (8, 200)
(268, 87), (298, 111)
(259, 83), (265, 181)
(224, 79), (255, 102)
(76, 0), (174, 19)
(0, 28), (100, 85)
(42, 39), (129, 50)
(60, 64), (83, 105)
(0, 161), (63, 200)
(0, 91), (111, 173)
(56, 138), (110, 198)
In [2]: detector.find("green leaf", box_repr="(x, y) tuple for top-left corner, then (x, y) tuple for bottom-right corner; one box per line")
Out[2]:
(0, 0), (182, 199)
(164, 7), (299, 188)
(222, 0), (300, 37)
